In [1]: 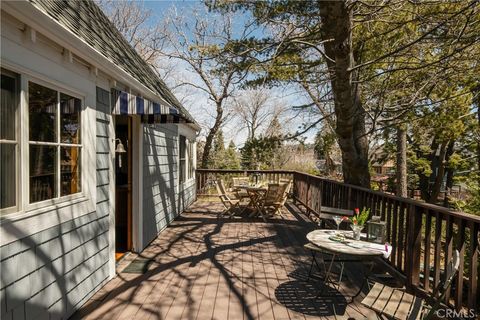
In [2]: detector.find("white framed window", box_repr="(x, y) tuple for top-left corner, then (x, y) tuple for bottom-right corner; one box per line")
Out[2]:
(0, 68), (85, 217)
(179, 135), (195, 183)
(28, 81), (82, 204)
(187, 140), (194, 180)
(0, 69), (20, 214)
(179, 135), (186, 183)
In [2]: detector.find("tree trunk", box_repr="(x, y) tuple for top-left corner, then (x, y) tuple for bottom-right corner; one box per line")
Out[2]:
(443, 166), (454, 207)
(418, 138), (438, 201)
(319, 1), (370, 188)
(396, 126), (408, 197)
(201, 105), (223, 168)
(429, 140), (454, 203)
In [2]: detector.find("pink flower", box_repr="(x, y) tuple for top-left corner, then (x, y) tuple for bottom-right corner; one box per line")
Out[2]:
(354, 208), (360, 215)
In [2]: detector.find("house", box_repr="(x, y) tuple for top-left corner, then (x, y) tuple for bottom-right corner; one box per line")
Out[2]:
(0, 1), (199, 319)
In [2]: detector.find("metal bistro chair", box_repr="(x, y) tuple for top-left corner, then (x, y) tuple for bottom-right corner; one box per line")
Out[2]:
(361, 250), (460, 320)
(216, 179), (241, 218)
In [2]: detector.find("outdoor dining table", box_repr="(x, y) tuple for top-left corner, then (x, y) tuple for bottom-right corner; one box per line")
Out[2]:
(232, 185), (267, 219)
(306, 229), (392, 301)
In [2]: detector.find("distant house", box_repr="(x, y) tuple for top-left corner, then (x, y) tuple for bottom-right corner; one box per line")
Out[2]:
(1, 1), (199, 319)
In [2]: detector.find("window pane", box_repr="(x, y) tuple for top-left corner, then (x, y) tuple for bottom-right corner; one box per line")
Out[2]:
(1, 73), (17, 141)
(179, 136), (186, 159)
(60, 93), (81, 144)
(61, 146), (81, 196)
(180, 159), (186, 183)
(1, 144), (16, 209)
(29, 82), (57, 142)
(30, 145), (57, 203)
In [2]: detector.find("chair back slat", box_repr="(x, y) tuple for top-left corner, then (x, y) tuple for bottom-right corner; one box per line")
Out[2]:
(216, 179), (233, 208)
(217, 179), (228, 195)
(264, 183), (281, 204)
(264, 183), (289, 205)
(233, 177), (249, 186)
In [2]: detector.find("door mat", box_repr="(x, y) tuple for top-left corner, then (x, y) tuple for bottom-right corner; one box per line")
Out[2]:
(122, 257), (152, 274)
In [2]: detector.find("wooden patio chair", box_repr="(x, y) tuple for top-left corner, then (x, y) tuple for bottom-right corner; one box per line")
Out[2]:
(232, 177), (251, 200)
(216, 179), (241, 218)
(259, 182), (290, 219)
(361, 250), (460, 320)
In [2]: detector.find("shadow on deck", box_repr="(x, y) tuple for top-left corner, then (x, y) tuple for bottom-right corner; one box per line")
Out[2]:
(71, 200), (383, 320)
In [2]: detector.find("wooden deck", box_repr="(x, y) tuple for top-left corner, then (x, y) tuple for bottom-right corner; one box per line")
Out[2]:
(71, 201), (380, 320)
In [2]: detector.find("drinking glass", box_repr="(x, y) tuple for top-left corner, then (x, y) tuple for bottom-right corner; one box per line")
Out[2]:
(333, 215), (342, 234)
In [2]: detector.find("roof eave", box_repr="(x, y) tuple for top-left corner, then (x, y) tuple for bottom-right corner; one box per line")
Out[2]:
(2, 1), (182, 115)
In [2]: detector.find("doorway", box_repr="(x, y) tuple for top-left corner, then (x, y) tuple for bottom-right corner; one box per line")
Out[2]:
(114, 116), (132, 260)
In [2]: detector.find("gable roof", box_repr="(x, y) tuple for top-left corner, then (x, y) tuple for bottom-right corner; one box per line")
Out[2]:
(29, 0), (196, 124)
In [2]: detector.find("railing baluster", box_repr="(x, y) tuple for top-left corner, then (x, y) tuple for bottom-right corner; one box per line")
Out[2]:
(423, 211), (432, 292)
(433, 212), (443, 293)
(467, 221), (478, 311)
(454, 218), (466, 310)
(391, 200), (399, 266)
(397, 203), (406, 271)
(406, 204), (422, 289)
(444, 214), (453, 303)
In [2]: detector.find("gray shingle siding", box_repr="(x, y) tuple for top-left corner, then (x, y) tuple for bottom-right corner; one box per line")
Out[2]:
(0, 211), (110, 320)
(142, 124), (196, 247)
(0, 87), (114, 320)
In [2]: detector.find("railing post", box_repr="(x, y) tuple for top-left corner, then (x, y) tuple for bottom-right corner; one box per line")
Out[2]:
(467, 221), (478, 311)
(454, 218), (465, 311)
(406, 204), (422, 290)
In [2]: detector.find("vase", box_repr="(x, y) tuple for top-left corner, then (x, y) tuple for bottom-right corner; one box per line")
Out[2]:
(350, 224), (363, 240)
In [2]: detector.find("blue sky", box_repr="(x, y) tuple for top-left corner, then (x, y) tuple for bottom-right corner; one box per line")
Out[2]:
(139, 1), (318, 145)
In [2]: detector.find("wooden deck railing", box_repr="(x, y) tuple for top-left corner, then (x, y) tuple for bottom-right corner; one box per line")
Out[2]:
(196, 169), (480, 312)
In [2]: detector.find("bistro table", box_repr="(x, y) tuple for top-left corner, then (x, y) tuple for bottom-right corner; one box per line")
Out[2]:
(306, 229), (392, 301)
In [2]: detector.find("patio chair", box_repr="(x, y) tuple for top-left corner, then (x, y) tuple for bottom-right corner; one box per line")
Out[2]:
(216, 179), (241, 218)
(232, 177), (251, 200)
(259, 182), (290, 219)
(361, 250), (460, 320)
(232, 176), (250, 186)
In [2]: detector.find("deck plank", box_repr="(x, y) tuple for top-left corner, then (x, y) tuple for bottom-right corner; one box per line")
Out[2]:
(72, 201), (380, 320)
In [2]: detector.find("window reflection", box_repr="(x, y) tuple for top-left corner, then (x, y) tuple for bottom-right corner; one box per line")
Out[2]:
(1, 74), (16, 141)
(1, 72), (18, 211)
(60, 93), (81, 144)
(29, 82), (57, 142)
(61, 147), (81, 196)
(30, 145), (57, 203)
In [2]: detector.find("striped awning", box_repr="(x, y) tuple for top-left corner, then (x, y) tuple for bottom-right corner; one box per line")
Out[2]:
(111, 89), (178, 116)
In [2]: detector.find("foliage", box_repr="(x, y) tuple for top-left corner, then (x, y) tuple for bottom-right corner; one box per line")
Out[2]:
(208, 0), (480, 189)
(345, 207), (370, 226)
(208, 131), (240, 169)
(451, 174), (480, 216)
(240, 137), (281, 169)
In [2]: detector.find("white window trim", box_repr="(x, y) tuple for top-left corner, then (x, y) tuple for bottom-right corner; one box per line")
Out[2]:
(0, 69), (20, 215)
(0, 67), (93, 221)
(26, 79), (84, 210)
(177, 125), (197, 186)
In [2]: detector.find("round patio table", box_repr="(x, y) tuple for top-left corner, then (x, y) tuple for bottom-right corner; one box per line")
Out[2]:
(306, 229), (391, 258)
(305, 229), (392, 301)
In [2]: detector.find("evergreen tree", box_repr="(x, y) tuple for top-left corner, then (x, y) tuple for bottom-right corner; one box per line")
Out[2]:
(223, 141), (241, 169)
(211, 130), (226, 168)
(240, 137), (281, 169)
